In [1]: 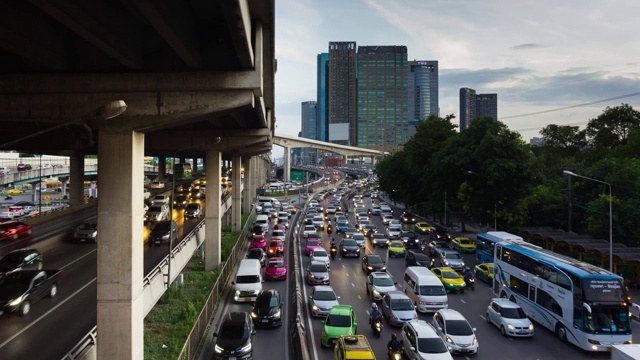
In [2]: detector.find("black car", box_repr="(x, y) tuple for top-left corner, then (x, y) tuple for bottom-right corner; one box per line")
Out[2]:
(401, 231), (421, 249)
(213, 312), (255, 359)
(361, 254), (386, 274)
(251, 225), (264, 237)
(173, 195), (189, 208)
(339, 238), (360, 258)
(405, 250), (433, 268)
(251, 289), (283, 327)
(0, 249), (43, 273)
(148, 220), (179, 245)
(401, 211), (417, 224)
(184, 203), (203, 218)
(430, 225), (452, 241)
(246, 248), (266, 267)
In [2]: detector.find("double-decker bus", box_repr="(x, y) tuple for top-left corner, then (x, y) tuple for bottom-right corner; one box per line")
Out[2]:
(493, 240), (631, 351)
(475, 231), (523, 263)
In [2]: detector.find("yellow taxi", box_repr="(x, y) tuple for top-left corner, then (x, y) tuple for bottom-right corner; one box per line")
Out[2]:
(431, 267), (467, 293)
(287, 205), (297, 214)
(6, 189), (24, 195)
(388, 240), (406, 258)
(334, 335), (375, 360)
(474, 263), (494, 285)
(414, 222), (431, 234)
(451, 237), (476, 253)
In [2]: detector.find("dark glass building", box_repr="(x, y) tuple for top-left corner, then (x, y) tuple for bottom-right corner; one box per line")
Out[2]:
(356, 45), (408, 152)
(408, 60), (439, 138)
(300, 101), (318, 165)
(316, 53), (329, 142)
(328, 41), (357, 145)
(459, 88), (497, 131)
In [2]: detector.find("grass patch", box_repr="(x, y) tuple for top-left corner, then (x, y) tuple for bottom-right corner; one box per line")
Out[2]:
(144, 213), (251, 359)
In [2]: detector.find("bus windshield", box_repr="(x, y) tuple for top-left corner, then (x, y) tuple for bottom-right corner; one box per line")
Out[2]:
(585, 306), (630, 334)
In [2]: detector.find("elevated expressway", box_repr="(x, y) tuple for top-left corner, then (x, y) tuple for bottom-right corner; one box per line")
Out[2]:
(0, 1), (275, 358)
(272, 133), (387, 182)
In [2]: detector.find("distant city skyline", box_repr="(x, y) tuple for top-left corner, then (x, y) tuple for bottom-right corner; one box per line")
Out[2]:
(274, 0), (640, 156)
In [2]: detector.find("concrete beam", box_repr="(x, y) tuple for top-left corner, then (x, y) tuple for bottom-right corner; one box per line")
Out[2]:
(220, 0), (253, 68)
(29, 0), (142, 69)
(129, 0), (201, 68)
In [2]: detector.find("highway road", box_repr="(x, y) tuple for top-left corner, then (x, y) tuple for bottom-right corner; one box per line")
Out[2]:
(0, 190), (204, 360)
(297, 187), (639, 360)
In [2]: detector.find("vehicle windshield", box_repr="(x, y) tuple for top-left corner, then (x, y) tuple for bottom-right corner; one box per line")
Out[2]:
(338, 220), (348, 226)
(325, 314), (351, 327)
(219, 323), (248, 340)
(367, 256), (383, 264)
(307, 240), (321, 246)
(268, 260), (284, 268)
(313, 249), (327, 257)
(352, 234), (365, 240)
(186, 204), (199, 211)
(419, 285), (446, 296)
(342, 240), (358, 247)
(445, 253), (462, 259)
(373, 277), (395, 287)
(0, 253), (26, 264)
(458, 239), (471, 245)
(256, 294), (278, 308)
(247, 249), (263, 258)
(502, 307), (527, 319)
(309, 264), (327, 272)
(391, 298), (414, 311)
(442, 272), (461, 279)
(585, 306), (630, 333)
(269, 241), (282, 247)
(417, 338), (448, 353)
(78, 223), (97, 230)
(314, 290), (337, 301)
(445, 320), (474, 335)
(236, 275), (260, 284)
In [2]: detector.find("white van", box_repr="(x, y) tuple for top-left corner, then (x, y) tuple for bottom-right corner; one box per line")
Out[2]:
(231, 259), (262, 302)
(254, 214), (270, 232)
(403, 266), (448, 313)
(258, 197), (281, 210)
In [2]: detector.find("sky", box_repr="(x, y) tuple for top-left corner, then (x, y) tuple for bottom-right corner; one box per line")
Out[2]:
(272, 0), (640, 157)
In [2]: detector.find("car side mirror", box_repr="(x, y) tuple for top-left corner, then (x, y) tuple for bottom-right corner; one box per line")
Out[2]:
(394, 282), (397, 285)
(408, 345), (415, 351)
(321, 320), (325, 325)
(473, 327), (476, 332)
(213, 332), (218, 337)
(231, 282), (235, 285)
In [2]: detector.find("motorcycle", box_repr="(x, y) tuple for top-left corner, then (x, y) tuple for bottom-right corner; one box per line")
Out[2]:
(4, 195), (12, 200)
(464, 275), (475, 291)
(372, 318), (382, 338)
(327, 225), (333, 235)
(387, 351), (402, 360)
(330, 245), (337, 259)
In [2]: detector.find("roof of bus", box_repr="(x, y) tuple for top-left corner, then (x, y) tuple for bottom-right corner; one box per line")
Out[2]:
(478, 231), (524, 243)
(499, 240), (618, 278)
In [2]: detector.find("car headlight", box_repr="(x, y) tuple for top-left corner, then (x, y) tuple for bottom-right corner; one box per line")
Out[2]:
(215, 344), (224, 353)
(310, 274), (315, 278)
(312, 305), (319, 311)
(446, 336), (453, 344)
(461, 262), (465, 267)
(507, 324), (515, 331)
(473, 336), (478, 344)
(356, 248), (360, 252)
(444, 260), (449, 265)
(273, 309), (281, 318)
(529, 324), (534, 330)
(367, 266), (373, 270)
(321, 330), (327, 337)
(373, 289), (380, 295)
(9, 296), (23, 306)
(251, 311), (257, 318)
(381, 266), (387, 271)
(239, 342), (252, 353)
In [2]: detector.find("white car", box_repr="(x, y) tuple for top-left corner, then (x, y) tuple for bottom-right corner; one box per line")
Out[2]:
(271, 230), (286, 242)
(312, 216), (324, 229)
(485, 298), (534, 337)
(386, 224), (402, 239)
(151, 195), (170, 205)
(149, 181), (165, 189)
(366, 272), (397, 302)
(303, 225), (317, 238)
(401, 320), (453, 360)
(631, 302), (640, 320)
(431, 309), (478, 355)
(382, 214), (394, 225)
(310, 248), (331, 268)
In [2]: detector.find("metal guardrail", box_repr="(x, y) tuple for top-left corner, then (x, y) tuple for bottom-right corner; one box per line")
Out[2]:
(61, 326), (97, 360)
(288, 208), (311, 360)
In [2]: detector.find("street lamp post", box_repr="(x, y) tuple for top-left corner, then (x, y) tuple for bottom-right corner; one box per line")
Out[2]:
(562, 170), (613, 272)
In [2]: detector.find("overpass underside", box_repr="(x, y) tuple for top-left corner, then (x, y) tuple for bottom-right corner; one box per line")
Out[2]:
(0, 1), (275, 359)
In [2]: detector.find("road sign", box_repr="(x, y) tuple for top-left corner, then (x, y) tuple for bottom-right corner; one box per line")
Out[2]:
(44, 195), (50, 200)
(291, 170), (304, 181)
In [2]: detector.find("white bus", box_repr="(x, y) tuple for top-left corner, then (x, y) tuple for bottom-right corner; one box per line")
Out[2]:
(493, 240), (631, 351)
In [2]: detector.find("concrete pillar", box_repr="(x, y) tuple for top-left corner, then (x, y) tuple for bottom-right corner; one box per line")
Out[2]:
(204, 150), (222, 271)
(69, 154), (84, 206)
(284, 146), (290, 183)
(242, 156), (252, 213)
(232, 155), (242, 231)
(30, 180), (39, 204)
(96, 129), (145, 360)
(59, 176), (69, 199)
(157, 157), (166, 181)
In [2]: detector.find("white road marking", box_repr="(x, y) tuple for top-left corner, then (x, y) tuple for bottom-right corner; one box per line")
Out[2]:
(358, 295), (361, 299)
(460, 299), (466, 304)
(351, 283), (355, 287)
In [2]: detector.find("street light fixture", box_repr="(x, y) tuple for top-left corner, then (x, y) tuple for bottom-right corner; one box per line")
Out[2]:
(562, 170), (613, 272)
(166, 136), (222, 288)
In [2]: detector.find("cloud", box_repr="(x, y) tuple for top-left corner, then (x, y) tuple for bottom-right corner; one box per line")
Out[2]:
(511, 43), (544, 50)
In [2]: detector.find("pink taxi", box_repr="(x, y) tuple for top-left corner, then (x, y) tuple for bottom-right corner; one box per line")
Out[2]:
(305, 238), (323, 256)
(250, 234), (267, 250)
(265, 257), (287, 280)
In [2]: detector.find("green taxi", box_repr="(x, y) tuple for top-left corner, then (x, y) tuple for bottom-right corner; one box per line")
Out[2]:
(388, 240), (406, 258)
(321, 305), (357, 347)
(431, 267), (467, 292)
(451, 237), (476, 253)
(414, 222), (431, 234)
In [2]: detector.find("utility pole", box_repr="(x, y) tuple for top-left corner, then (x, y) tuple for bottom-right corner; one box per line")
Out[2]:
(568, 175), (572, 232)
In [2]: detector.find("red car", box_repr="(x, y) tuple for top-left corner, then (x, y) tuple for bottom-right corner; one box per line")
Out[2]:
(249, 235), (267, 250)
(267, 239), (284, 257)
(265, 257), (287, 280)
(305, 238), (323, 256)
(0, 221), (33, 240)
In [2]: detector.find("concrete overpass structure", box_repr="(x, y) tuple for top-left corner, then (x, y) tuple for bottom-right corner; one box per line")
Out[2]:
(272, 133), (387, 182)
(0, 1), (274, 359)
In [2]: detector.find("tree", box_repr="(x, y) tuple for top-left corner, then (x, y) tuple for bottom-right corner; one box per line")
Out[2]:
(539, 124), (586, 152)
(584, 103), (640, 149)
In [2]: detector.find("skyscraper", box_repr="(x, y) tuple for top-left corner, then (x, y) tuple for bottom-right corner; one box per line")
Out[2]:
(357, 45), (408, 152)
(459, 88), (497, 131)
(316, 53), (329, 142)
(300, 101), (318, 165)
(328, 41), (357, 145)
(407, 60), (438, 138)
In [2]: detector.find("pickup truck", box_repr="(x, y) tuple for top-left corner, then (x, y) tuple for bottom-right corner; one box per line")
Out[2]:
(0, 269), (62, 316)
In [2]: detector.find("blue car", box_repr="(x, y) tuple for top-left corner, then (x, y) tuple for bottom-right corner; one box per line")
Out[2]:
(336, 220), (348, 233)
